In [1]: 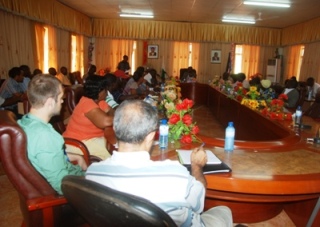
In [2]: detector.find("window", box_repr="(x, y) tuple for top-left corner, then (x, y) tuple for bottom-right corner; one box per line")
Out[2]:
(71, 34), (85, 75)
(188, 43), (192, 67)
(43, 27), (49, 73)
(234, 44), (260, 78)
(234, 45), (243, 74)
(34, 24), (57, 73)
(296, 46), (304, 80)
(131, 41), (137, 74)
(71, 35), (77, 72)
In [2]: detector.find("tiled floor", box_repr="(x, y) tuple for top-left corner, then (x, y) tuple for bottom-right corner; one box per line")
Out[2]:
(0, 105), (296, 226)
(0, 166), (22, 226)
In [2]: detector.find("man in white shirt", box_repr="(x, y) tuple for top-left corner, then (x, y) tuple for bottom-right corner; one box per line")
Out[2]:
(306, 77), (320, 98)
(85, 100), (233, 226)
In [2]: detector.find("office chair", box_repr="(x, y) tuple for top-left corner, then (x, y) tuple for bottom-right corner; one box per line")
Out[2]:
(304, 91), (320, 119)
(0, 110), (90, 226)
(62, 175), (177, 227)
(64, 85), (84, 115)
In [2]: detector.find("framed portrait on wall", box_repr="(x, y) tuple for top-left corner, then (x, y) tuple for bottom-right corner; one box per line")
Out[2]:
(148, 45), (159, 59)
(211, 50), (221, 64)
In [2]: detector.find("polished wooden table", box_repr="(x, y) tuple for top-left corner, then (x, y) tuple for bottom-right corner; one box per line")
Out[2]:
(105, 83), (320, 226)
(179, 82), (320, 226)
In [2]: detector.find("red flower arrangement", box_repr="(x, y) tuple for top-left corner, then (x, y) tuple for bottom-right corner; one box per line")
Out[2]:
(167, 98), (200, 143)
(260, 94), (292, 120)
(233, 82), (248, 102)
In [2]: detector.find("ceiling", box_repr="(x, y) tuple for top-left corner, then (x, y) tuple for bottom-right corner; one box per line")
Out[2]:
(58, 0), (320, 29)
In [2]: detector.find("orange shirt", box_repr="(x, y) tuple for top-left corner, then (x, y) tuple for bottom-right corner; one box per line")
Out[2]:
(63, 97), (109, 141)
(114, 69), (129, 79)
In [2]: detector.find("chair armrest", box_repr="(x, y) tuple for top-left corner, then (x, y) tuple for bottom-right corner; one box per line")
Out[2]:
(64, 137), (90, 165)
(104, 126), (117, 154)
(27, 195), (67, 211)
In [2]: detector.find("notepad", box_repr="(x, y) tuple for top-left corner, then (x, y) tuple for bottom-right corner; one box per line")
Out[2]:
(176, 149), (231, 174)
(176, 149), (222, 165)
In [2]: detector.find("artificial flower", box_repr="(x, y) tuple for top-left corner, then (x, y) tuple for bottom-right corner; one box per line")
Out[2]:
(182, 114), (193, 126)
(159, 82), (200, 143)
(168, 114), (180, 124)
(180, 134), (193, 144)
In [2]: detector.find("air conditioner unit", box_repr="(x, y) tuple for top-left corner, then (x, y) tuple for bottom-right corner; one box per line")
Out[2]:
(266, 58), (281, 83)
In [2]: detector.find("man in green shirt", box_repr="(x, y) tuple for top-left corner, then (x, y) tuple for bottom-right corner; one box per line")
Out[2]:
(18, 74), (86, 194)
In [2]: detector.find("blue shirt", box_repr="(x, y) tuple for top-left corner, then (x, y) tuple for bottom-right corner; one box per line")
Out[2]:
(0, 77), (30, 98)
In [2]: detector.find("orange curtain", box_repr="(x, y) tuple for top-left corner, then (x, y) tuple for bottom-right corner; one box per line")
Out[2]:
(283, 45), (302, 80)
(57, 29), (71, 70)
(241, 45), (260, 78)
(34, 23), (45, 72)
(300, 43), (320, 82)
(47, 25), (58, 72)
(95, 38), (135, 74)
(172, 42), (190, 77)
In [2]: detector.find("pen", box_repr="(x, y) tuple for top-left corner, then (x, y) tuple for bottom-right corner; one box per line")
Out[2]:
(200, 142), (205, 148)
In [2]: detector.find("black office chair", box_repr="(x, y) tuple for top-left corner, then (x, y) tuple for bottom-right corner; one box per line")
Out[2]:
(61, 175), (177, 227)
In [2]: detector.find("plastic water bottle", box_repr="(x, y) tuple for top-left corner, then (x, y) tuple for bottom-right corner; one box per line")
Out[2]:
(159, 119), (169, 149)
(295, 106), (302, 125)
(224, 122), (235, 152)
(160, 83), (165, 92)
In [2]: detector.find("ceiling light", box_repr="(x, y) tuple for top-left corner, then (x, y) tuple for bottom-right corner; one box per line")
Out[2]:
(243, 1), (290, 8)
(119, 13), (154, 19)
(222, 19), (256, 24)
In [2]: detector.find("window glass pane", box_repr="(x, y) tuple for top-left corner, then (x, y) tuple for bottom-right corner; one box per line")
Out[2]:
(234, 45), (242, 73)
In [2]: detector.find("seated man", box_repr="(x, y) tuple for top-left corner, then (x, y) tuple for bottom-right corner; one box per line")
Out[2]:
(56, 66), (72, 86)
(18, 74), (87, 195)
(181, 66), (197, 82)
(306, 77), (320, 98)
(283, 78), (299, 108)
(86, 100), (233, 226)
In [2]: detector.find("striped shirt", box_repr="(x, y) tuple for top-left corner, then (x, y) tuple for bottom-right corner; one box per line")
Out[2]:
(86, 151), (206, 227)
(105, 91), (119, 108)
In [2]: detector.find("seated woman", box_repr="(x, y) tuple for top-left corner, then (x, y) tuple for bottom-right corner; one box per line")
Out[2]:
(260, 79), (276, 100)
(63, 75), (113, 160)
(123, 70), (145, 96)
(144, 68), (159, 88)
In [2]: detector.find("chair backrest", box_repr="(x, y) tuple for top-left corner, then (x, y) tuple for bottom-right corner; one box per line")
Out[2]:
(0, 110), (90, 226)
(64, 85), (84, 114)
(62, 175), (177, 227)
(0, 110), (56, 199)
(304, 93), (320, 119)
(179, 68), (188, 81)
(0, 110), (59, 225)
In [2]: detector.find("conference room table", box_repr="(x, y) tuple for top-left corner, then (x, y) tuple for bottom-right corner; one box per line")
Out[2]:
(104, 83), (320, 226)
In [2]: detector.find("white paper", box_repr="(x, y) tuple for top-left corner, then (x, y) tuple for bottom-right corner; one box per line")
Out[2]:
(176, 149), (222, 165)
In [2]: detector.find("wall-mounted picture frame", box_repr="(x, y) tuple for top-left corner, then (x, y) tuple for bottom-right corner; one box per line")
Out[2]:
(148, 45), (159, 59)
(211, 50), (221, 64)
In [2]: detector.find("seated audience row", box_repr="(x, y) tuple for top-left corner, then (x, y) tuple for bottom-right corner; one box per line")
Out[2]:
(15, 72), (233, 227)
